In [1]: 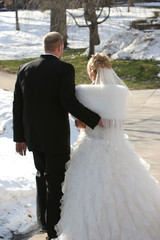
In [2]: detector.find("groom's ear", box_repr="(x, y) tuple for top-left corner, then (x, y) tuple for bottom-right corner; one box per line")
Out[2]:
(57, 43), (61, 50)
(57, 43), (63, 59)
(58, 43), (63, 51)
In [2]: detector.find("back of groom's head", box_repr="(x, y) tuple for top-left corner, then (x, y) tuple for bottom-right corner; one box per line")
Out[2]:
(43, 32), (63, 53)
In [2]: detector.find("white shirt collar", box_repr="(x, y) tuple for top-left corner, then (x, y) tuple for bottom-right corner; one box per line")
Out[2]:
(44, 52), (58, 58)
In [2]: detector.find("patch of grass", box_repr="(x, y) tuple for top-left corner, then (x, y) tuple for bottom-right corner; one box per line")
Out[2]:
(62, 49), (90, 85)
(0, 58), (36, 73)
(112, 59), (160, 89)
(144, 6), (160, 9)
(0, 49), (160, 89)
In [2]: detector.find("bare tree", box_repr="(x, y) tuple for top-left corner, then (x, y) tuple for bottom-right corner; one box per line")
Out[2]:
(27, 0), (110, 54)
(68, 0), (110, 57)
(84, 1), (100, 46)
(28, 0), (68, 48)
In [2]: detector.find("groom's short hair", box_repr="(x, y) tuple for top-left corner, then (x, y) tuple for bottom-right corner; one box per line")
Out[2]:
(43, 32), (63, 52)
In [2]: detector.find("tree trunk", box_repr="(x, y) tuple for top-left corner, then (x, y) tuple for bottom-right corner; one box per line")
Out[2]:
(84, 1), (100, 47)
(128, 0), (134, 12)
(88, 25), (95, 58)
(93, 24), (100, 46)
(50, 3), (67, 48)
(14, 0), (20, 30)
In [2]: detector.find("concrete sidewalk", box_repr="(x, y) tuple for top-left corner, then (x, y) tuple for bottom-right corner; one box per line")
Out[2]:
(0, 71), (160, 239)
(125, 89), (160, 182)
(0, 71), (16, 91)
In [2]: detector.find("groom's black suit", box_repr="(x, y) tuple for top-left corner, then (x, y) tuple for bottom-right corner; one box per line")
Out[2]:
(13, 54), (100, 238)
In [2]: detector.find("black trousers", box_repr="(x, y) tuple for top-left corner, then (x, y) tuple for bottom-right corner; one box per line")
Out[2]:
(33, 151), (69, 238)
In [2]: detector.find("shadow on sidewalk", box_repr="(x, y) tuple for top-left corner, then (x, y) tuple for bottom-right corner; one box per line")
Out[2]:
(11, 227), (45, 240)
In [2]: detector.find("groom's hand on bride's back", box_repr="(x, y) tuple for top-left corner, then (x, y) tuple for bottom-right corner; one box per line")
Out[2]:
(75, 120), (86, 129)
(75, 119), (104, 129)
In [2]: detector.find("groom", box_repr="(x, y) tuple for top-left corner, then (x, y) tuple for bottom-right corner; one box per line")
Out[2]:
(13, 31), (102, 240)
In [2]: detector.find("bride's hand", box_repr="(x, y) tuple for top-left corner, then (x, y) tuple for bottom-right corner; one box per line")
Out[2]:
(75, 120), (86, 129)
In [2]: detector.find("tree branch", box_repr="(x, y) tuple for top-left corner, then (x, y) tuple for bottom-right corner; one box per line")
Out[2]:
(84, 12), (91, 27)
(66, 10), (89, 28)
(96, 7), (103, 20)
(97, 7), (110, 25)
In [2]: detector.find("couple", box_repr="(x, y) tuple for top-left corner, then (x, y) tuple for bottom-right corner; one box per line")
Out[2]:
(13, 32), (160, 240)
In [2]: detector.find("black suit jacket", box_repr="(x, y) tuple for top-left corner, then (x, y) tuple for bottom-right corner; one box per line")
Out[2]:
(13, 55), (100, 155)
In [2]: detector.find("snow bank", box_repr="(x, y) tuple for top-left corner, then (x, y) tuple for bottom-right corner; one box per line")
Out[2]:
(93, 29), (160, 61)
(0, 89), (37, 239)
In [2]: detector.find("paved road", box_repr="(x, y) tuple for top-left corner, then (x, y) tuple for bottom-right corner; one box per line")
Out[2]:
(0, 71), (160, 240)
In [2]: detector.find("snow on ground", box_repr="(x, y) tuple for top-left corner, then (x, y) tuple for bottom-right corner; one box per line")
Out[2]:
(0, 3), (160, 239)
(0, 4), (160, 60)
(0, 89), (36, 239)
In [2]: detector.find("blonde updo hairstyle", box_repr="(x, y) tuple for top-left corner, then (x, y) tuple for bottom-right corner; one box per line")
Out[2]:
(87, 53), (112, 81)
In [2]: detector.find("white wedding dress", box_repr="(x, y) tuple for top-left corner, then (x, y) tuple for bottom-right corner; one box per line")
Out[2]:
(56, 68), (160, 240)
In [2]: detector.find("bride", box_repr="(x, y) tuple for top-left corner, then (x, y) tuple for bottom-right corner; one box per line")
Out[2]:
(55, 53), (160, 240)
